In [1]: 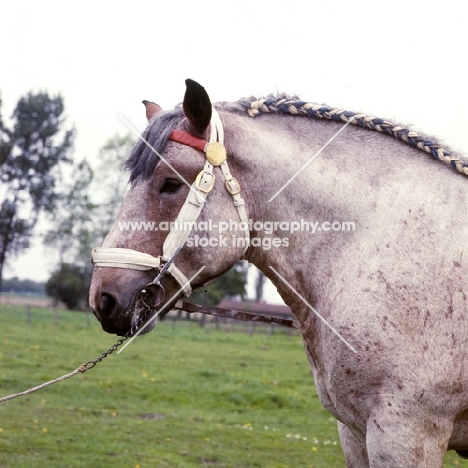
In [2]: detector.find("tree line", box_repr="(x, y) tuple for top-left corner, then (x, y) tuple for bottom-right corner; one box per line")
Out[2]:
(0, 91), (255, 310)
(0, 277), (45, 295)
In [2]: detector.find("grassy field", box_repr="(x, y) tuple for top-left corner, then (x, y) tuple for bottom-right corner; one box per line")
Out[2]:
(0, 304), (465, 467)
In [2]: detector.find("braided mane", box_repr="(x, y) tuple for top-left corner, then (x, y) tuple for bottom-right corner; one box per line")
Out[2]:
(242, 96), (468, 177)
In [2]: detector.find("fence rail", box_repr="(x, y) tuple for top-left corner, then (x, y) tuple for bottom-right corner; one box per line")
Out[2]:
(0, 296), (298, 336)
(166, 302), (298, 336)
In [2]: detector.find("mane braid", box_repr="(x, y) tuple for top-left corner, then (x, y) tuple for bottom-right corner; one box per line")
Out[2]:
(246, 97), (468, 177)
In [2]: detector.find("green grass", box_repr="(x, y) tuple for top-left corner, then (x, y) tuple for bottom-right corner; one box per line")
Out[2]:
(0, 305), (465, 467)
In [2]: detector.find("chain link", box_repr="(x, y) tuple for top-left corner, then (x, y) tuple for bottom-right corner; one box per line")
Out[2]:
(82, 336), (129, 370)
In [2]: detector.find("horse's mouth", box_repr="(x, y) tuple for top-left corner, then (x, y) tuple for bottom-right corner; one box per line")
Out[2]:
(95, 281), (182, 337)
(127, 301), (159, 337)
(125, 285), (181, 337)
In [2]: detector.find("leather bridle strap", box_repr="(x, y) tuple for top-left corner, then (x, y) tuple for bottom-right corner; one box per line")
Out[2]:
(168, 130), (207, 152)
(91, 247), (192, 296)
(169, 108), (250, 253)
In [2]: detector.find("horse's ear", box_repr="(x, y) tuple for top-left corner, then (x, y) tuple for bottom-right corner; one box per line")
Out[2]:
(183, 79), (212, 135)
(142, 100), (162, 121)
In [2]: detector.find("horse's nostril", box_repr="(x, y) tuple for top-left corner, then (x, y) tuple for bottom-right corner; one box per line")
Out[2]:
(101, 293), (117, 318)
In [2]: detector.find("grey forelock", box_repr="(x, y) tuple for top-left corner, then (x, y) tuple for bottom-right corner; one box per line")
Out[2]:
(125, 107), (185, 183)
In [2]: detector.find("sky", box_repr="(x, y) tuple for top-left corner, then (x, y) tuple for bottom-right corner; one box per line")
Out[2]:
(1, 1), (467, 301)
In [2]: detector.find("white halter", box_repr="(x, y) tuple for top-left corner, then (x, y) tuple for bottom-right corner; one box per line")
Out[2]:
(91, 108), (249, 297)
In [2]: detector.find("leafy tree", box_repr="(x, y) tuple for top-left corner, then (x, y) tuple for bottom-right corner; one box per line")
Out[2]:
(44, 159), (97, 266)
(254, 267), (266, 302)
(189, 261), (249, 306)
(44, 159), (98, 310)
(45, 134), (130, 308)
(0, 92), (73, 292)
(92, 133), (132, 239)
(45, 263), (87, 310)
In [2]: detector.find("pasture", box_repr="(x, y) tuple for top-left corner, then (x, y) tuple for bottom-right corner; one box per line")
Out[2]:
(0, 304), (464, 467)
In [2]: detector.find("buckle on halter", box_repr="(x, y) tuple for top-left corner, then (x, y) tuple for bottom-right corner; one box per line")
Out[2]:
(225, 177), (241, 195)
(195, 170), (215, 193)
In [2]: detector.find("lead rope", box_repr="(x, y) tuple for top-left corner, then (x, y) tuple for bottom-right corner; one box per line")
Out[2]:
(0, 336), (128, 403)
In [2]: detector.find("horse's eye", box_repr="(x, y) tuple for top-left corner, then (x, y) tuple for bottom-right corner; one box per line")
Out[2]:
(160, 178), (182, 194)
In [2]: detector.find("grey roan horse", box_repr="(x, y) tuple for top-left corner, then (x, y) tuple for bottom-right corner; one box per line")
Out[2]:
(89, 79), (468, 467)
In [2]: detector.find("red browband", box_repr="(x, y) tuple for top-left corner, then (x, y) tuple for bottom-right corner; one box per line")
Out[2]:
(169, 130), (207, 153)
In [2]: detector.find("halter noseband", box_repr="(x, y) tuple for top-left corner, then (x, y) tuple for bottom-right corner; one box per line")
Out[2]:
(91, 108), (250, 299)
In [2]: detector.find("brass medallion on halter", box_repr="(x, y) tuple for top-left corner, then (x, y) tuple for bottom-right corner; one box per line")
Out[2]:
(205, 142), (227, 166)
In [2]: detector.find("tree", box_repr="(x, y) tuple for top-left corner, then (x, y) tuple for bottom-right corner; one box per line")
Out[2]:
(45, 134), (132, 263)
(0, 92), (73, 292)
(189, 261), (249, 306)
(254, 267), (266, 302)
(43, 159), (98, 309)
(45, 263), (87, 310)
(44, 134), (130, 308)
(1, 277), (45, 295)
(44, 159), (97, 266)
(91, 134), (132, 239)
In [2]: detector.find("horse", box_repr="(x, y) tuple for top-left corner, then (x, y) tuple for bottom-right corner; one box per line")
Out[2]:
(89, 79), (468, 467)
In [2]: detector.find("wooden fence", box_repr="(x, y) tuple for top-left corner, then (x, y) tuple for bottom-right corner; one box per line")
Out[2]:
(1, 295), (297, 336)
(165, 300), (298, 336)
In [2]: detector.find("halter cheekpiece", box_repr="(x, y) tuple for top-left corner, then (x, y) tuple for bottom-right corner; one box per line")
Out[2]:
(91, 108), (249, 301)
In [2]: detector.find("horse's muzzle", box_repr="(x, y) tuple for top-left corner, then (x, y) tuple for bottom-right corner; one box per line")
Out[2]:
(90, 271), (182, 337)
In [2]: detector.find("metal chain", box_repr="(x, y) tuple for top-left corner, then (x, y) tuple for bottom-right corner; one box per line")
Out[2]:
(82, 336), (129, 370)
(0, 336), (129, 403)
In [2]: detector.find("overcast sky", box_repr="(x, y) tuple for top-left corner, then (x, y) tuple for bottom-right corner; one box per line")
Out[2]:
(1, 1), (467, 298)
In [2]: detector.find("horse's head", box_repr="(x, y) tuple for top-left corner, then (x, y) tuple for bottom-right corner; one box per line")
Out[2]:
(89, 79), (249, 336)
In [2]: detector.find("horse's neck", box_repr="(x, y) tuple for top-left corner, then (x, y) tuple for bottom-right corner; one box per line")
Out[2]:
(223, 110), (462, 314)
